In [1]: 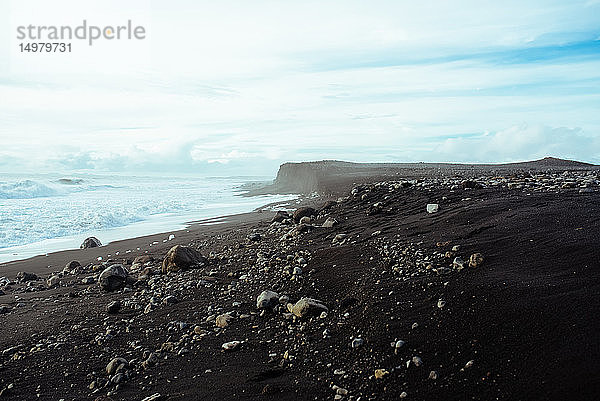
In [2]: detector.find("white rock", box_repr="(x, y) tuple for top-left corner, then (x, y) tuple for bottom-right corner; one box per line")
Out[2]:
(222, 341), (241, 351)
(426, 203), (439, 213)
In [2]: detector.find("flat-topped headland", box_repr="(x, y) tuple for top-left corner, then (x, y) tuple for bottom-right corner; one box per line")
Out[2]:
(250, 157), (598, 195)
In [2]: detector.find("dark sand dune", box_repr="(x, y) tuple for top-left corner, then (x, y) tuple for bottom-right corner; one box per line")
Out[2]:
(1, 159), (599, 400)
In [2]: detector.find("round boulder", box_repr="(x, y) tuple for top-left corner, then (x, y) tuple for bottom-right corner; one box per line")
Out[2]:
(293, 207), (316, 223)
(63, 260), (82, 275)
(80, 237), (102, 249)
(98, 264), (129, 291)
(256, 290), (280, 309)
(161, 245), (207, 273)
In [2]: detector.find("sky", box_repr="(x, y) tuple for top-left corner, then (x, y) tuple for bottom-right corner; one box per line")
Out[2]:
(0, 0), (599, 176)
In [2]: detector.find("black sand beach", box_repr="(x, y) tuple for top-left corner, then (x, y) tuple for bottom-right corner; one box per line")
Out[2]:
(1, 159), (599, 400)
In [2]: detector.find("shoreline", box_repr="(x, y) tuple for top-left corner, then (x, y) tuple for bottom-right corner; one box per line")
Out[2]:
(0, 196), (305, 278)
(0, 191), (301, 267)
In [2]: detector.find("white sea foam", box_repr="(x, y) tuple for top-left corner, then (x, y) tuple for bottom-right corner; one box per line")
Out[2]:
(0, 174), (296, 262)
(0, 179), (62, 199)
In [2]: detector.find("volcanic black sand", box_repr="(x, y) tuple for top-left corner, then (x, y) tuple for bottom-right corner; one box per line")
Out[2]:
(1, 158), (599, 401)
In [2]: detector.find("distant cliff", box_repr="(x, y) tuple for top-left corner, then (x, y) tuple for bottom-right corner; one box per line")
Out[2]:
(248, 157), (597, 196)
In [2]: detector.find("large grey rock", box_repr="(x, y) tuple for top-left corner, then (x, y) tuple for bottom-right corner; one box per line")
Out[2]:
(293, 207), (316, 223)
(16, 272), (38, 282)
(161, 245), (207, 273)
(256, 290), (279, 309)
(288, 298), (328, 318)
(98, 264), (129, 291)
(80, 237), (102, 249)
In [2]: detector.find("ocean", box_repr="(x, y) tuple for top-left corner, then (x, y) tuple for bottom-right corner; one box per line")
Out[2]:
(0, 173), (296, 263)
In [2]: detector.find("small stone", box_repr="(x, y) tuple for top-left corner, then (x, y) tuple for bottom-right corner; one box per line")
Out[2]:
(429, 370), (439, 380)
(141, 394), (162, 401)
(248, 232), (261, 241)
(98, 264), (129, 292)
(437, 299), (446, 308)
(332, 234), (348, 244)
(453, 257), (466, 270)
(161, 245), (207, 273)
(322, 217), (338, 228)
(106, 357), (128, 375)
(271, 210), (290, 223)
(336, 387), (348, 396)
(222, 341), (241, 351)
(399, 391), (408, 398)
(469, 253), (484, 268)
(215, 313), (232, 328)
(142, 353), (158, 369)
(63, 260), (81, 274)
(464, 360), (475, 369)
(46, 275), (60, 288)
(394, 340), (405, 353)
(162, 295), (178, 306)
(412, 356), (423, 367)
(374, 369), (389, 379)
(426, 203), (439, 213)
(299, 216), (311, 224)
(106, 301), (121, 314)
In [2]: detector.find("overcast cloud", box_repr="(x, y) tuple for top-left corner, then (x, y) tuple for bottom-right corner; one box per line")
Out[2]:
(1, 0), (599, 175)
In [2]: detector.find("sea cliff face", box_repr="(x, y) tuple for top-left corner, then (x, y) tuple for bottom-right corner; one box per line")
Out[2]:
(256, 158), (599, 196)
(273, 162), (323, 194)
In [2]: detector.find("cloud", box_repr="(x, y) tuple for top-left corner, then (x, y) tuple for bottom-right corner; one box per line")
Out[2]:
(434, 125), (600, 163)
(1, 0), (600, 174)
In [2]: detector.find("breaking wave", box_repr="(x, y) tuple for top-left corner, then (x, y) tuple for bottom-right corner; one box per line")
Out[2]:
(0, 180), (62, 199)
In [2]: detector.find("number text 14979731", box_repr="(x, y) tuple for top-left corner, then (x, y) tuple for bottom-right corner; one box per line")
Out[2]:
(19, 43), (72, 52)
